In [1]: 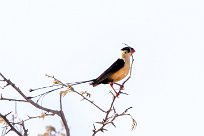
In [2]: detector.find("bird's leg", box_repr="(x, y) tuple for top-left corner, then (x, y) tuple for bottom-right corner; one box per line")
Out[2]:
(113, 82), (124, 90)
(110, 83), (119, 97)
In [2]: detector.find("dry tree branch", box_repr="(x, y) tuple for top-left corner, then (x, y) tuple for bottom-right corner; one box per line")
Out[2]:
(0, 72), (70, 136)
(15, 112), (55, 124)
(20, 121), (28, 136)
(58, 93), (70, 135)
(68, 86), (106, 113)
(43, 74), (106, 113)
(0, 113), (22, 136)
(0, 94), (27, 102)
(0, 73), (59, 114)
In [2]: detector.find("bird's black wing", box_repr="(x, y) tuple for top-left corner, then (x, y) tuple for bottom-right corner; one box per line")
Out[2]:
(93, 58), (125, 84)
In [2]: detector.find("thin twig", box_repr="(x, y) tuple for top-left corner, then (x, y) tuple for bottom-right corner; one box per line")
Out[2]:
(71, 88), (106, 113)
(0, 113), (22, 136)
(41, 75), (106, 113)
(0, 94), (27, 102)
(20, 121), (28, 136)
(60, 94), (63, 111)
(59, 110), (70, 136)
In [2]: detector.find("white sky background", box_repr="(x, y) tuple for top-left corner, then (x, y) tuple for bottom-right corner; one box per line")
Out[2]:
(0, 0), (204, 136)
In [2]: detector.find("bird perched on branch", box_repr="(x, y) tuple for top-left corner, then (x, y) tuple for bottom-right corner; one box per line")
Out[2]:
(30, 46), (135, 97)
(90, 46), (135, 96)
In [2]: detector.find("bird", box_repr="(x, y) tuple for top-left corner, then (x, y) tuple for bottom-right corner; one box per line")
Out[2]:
(90, 46), (135, 96)
(30, 46), (135, 97)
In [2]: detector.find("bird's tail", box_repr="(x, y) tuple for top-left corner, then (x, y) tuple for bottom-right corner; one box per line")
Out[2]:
(70, 79), (95, 86)
(30, 79), (95, 92)
(89, 80), (99, 87)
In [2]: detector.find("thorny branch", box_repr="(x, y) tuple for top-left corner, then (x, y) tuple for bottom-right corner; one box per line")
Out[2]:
(0, 72), (70, 136)
(0, 112), (22, 136)
(42, 74), (106, 113)
(0, 94), (27, 102)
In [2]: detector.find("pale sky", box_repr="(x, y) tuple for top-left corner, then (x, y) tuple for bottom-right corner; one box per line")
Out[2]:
(0, 0), (204, 136)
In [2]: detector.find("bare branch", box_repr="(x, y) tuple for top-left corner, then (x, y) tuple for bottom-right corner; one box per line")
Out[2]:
(0, 73), (70, 136)
(20, 121), (28, 136)
(60, 94), (63, 111)
(71, 87), (106, 113)
(0, 94), (27, 102)
(43, 75), (106, 113)
(59, 110), (70, 136)
(0, 113), (22, 136)
(0, 73), (59, 115)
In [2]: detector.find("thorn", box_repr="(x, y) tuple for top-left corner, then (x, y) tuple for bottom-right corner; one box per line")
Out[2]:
(111, 122), (116, 128)
(95, 122), (103, 124)
(26, 96), (33, 99)
(124, 107), (133, 113)
(100, 128), (107, 132)
(5, 112), (12, 116)
(29, 89), (34, 92)
(113, 106), (116, 113)
(93, 124), (96, 130)
(117, 91), (129, 96)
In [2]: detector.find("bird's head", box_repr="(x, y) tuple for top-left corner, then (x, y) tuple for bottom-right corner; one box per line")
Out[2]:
(120, 47), (135, 58)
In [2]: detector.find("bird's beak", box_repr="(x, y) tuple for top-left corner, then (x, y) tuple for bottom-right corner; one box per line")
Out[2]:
(131, 48), (135, 54)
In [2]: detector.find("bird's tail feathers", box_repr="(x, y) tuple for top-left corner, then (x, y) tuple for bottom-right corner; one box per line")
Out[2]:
(89, 80), (100, 87)
(30, 79), (95, 92)
(71, 79), (95, 86)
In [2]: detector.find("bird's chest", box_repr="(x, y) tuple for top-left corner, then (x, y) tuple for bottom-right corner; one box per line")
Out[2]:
(109, 64), (130, 82)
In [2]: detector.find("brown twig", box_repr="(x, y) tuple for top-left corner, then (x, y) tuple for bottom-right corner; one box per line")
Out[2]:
(59, 92), (70, 135)
(44, 74), (106, 113)
(20, 121), (28, 136)
(0, 113), (22, 136)
(0, 94), (27, 102)
(17, 112), (55, 124)
(71, 87), (106, 113)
